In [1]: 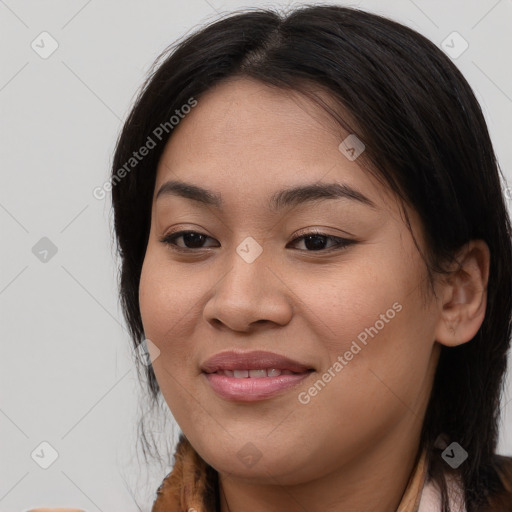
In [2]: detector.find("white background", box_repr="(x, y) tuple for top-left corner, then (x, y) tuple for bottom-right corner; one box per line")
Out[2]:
(1, 0), (511, 510)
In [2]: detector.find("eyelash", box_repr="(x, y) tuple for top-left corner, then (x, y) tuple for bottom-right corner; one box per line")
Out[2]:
(159, 229), (355, 254)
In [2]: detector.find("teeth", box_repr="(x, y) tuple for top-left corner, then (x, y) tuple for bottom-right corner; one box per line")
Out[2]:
(218, 368), (291, 378)
(249, 369), (267, 378)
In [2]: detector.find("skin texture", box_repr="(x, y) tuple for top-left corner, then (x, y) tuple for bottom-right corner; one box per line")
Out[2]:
(139, 78), (490, 512)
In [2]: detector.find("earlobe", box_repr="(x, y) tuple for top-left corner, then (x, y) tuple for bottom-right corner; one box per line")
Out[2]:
(434, 240), (490, 347)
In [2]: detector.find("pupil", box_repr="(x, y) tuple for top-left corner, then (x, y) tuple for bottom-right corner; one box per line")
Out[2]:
(184, 233), (205, 248)
(305, 235), (326, 251)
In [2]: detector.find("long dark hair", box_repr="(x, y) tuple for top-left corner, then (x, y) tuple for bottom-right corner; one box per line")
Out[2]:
(110, 5), (512, 510)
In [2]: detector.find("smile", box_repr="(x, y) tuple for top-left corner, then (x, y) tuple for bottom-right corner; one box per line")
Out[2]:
(202, 369), (313, 402)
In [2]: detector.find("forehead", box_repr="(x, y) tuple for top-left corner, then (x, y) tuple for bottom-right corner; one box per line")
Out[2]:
(154, 78), (392, 210)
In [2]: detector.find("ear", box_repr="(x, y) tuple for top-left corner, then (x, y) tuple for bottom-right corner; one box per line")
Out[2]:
(434, 240), (490, 347)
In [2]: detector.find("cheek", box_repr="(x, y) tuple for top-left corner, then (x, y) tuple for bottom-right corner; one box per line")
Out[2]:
(139, 266), (172, 345)
(138, 254), (198, 414)
(138, 252), (207, 423)
(139, 249), (201, 344)
(291, 255), (433, 407)
(289, 257), (406, 354)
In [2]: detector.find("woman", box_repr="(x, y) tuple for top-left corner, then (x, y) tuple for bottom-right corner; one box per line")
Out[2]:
(110, 5), (512, 511)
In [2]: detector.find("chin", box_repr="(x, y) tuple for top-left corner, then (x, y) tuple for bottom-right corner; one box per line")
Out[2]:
(196, 438), (315, 484)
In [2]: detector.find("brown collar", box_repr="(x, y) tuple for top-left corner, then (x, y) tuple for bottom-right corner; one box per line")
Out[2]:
(151, 435), (428, 512)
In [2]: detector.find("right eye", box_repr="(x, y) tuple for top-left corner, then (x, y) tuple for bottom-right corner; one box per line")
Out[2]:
(160, 230), (220, 251)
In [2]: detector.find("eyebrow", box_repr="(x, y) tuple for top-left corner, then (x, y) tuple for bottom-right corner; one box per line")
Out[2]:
(155, 179), (377, 211)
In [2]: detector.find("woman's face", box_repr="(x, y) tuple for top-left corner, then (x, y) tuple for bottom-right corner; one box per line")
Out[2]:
(139, 78), (442, 484)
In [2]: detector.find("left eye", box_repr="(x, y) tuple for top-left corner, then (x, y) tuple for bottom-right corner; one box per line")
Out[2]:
(160, 230), (354, 252)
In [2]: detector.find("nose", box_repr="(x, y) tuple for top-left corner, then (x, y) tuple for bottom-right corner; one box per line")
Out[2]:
(202, 242), (293, 333)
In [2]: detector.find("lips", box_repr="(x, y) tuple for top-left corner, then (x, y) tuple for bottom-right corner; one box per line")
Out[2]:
(200, 350), (314, 402)
(200, 350), (313, 375)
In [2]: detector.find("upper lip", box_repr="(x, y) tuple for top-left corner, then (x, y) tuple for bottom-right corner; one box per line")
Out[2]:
(201, 350), (314, 374)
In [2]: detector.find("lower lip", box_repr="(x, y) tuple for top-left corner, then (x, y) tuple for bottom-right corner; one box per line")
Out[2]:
(203, 372), (313, 402)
